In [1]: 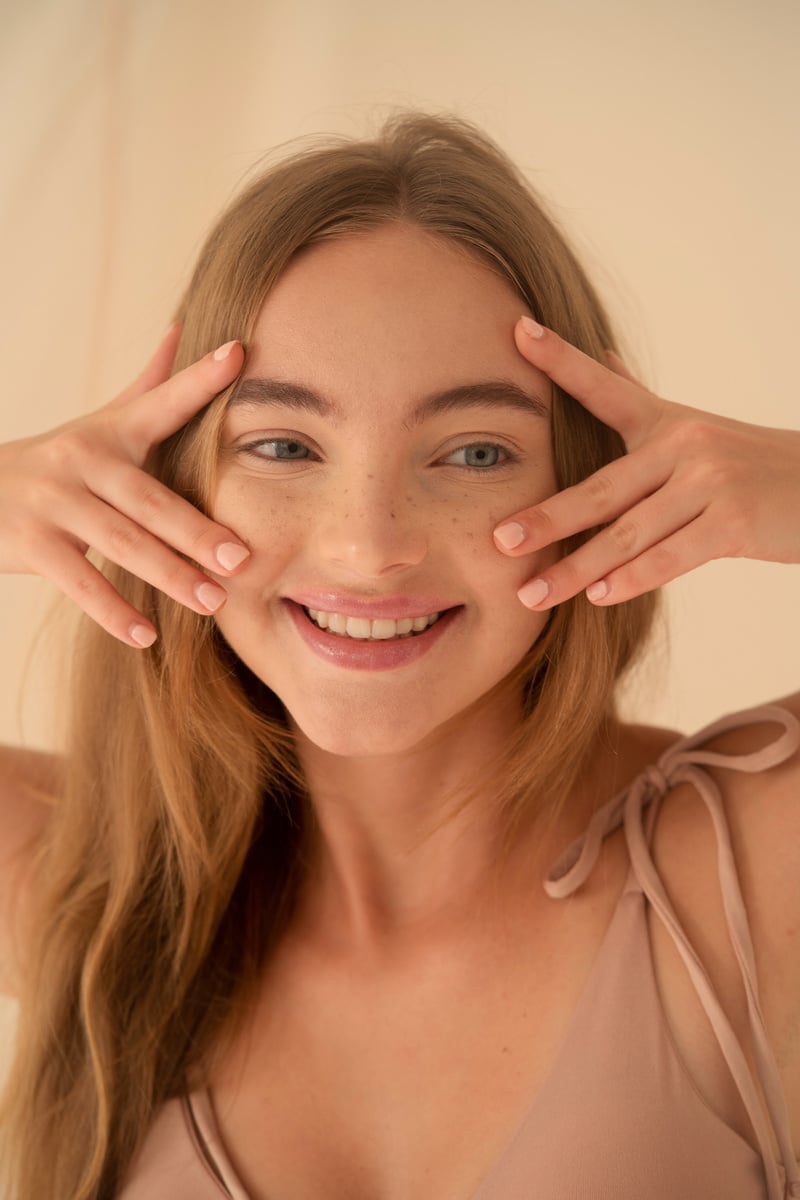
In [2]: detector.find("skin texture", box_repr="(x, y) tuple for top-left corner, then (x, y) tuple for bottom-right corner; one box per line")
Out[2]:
(210, 224), (565, 935)
(212, 226), (557, 756)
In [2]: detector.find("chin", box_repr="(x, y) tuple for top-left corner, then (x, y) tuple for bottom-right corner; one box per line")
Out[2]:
(288, 712), (437, 759)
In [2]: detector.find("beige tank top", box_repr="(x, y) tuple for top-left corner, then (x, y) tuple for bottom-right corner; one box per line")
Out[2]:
(119, 704), (800, 1199)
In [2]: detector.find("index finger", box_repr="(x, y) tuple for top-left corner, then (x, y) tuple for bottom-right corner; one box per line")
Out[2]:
(513, 317), (656, 445)
(121, 339), (245, 455)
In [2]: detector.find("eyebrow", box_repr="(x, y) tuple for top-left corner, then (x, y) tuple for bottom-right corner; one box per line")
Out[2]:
(228, 376), (549, 426)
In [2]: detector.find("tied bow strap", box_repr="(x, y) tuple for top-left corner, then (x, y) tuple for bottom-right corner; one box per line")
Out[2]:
(543, 704), (800, 1200)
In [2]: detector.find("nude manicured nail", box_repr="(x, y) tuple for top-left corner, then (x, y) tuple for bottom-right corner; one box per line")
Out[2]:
(520, 315), (545, 339)
(518, 578), (550, 607)
(195, 582), (227, 612)
(215, 542), (250, 570)
(494, 522), (526, 550)
(213, 340), (238, 361)
(130, 624), (157, 647)
(586, 579), (610, 602)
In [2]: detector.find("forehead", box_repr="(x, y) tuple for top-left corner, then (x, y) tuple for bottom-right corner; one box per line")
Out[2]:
(244, 224), (552, 408)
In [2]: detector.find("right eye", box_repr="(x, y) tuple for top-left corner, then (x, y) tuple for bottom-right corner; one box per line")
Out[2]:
(242, 438), (314, 461)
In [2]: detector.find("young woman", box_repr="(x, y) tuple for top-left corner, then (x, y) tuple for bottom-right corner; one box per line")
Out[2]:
(1, 112), (799, 1200)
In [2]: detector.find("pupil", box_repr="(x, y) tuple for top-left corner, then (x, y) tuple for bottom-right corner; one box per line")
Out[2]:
(467, 445), (497, 466)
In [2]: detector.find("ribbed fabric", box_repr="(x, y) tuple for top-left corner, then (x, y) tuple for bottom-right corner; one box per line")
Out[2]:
(119, 704), (800, 1199)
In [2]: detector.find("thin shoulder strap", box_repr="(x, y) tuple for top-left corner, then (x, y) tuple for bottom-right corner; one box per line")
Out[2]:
(184, 1090), (250, 1200)
(544, 704), (800, 1200)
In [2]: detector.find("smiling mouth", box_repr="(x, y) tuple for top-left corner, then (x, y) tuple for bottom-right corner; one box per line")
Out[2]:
(303, 607), (442, 640)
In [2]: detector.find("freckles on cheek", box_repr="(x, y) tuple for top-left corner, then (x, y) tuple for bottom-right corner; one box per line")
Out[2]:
(211, 481), (311, 568)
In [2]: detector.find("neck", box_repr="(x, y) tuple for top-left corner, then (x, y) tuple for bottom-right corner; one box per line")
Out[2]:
(290, 693), (616, 954)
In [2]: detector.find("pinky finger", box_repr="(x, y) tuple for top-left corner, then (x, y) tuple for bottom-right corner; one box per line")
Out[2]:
(36, 540), (159, 647)
(585, 515), (710, 605)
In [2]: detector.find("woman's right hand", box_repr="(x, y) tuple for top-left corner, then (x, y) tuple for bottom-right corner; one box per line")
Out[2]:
(0, 324), (250, 648)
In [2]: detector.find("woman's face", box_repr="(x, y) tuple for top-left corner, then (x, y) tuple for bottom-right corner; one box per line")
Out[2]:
(211, 223), (558, 756)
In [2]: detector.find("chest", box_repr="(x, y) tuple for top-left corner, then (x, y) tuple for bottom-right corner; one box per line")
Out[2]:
(200, 813), (776, 1200)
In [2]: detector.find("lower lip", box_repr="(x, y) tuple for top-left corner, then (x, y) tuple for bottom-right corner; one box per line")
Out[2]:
(283, 600), (460, 671)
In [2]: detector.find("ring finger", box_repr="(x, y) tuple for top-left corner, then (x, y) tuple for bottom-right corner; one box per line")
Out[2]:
(51, 490), (231, 616)
(516, 487), (703, 608)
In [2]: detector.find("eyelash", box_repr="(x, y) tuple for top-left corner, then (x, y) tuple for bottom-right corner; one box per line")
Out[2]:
(238, 437), (519, 474)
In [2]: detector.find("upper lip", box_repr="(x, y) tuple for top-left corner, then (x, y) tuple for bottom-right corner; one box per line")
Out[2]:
(284, 591), (459, 620)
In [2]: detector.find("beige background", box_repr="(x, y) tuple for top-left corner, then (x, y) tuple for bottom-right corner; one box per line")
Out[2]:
(1, 0), (798, 1074)
(3, 0), (799, 751)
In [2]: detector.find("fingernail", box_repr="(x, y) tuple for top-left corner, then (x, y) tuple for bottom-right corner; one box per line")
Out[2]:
(130, 624), (157, 647)
(520, 315), (545, 339)
(586, 579), (609, 602)
(494, 521), (526, 551)
(215, 542), (250, 571)
(195, 582), (227, 612)
(518, 578), (550, 607)
(213, 339), (239, 361)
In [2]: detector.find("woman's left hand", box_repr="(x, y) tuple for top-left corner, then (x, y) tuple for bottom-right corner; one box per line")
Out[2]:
(493, 316), (800, 609)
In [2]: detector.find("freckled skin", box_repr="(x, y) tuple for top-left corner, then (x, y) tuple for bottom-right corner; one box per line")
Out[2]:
(211, 224), (559, 757)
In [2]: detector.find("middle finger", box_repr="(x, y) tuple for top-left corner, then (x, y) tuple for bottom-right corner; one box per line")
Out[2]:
(516, 486), (703, 609)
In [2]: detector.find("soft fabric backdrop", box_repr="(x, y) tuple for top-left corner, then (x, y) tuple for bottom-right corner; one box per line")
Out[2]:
(1, 0), (798, 1080)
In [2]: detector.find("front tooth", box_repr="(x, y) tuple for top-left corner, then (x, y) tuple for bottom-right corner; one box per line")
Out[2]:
(411, 615), (429, 632)
(371, 619), (397, 639)
(345, 616), (372, 639)
(395, 618), (413, 635)
(328, 612), (348, 634)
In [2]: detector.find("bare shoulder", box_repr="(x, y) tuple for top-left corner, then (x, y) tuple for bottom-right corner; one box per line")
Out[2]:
(0, 746), (62, 996)
(648, 691), (800, 1150)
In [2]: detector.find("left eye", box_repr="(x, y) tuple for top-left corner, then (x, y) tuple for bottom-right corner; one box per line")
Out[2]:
(443, 444), (507, 469)
(248, 439), (312, 460)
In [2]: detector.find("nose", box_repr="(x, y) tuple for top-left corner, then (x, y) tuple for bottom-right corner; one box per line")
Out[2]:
(314, 472), (428, 580)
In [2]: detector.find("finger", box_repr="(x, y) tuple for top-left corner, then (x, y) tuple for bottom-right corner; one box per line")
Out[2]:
(119, 339), (245, 453)
(114, 322), (184, 406)
(493, 446), (671, 553)
(48, 490), (232, 617)
(25, 535), (159, 648)
(514, 317), (657, 444)
(582, 514), (714, 605)
(515, 487), (702, 609)
(84, 460), (250, 575)
(604, 349), (642, 386)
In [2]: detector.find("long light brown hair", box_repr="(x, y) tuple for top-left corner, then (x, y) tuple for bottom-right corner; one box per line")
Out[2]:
(0, 110), (657, 1198)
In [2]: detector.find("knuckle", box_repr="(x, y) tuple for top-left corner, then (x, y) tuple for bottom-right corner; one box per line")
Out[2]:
(135, 480), (168, 524)
(41, 427), (95, 469)
(646, 541), (677, 578)
(107, 520), (143, 558)
(23, 475), (62, 514)
(157, 552), (196, 594)
(527, 505), (556, 537)
(672, 417), (718, 455)
(580, 470), (616, 512)
(606, 519), (639, 555)
(73, 568), (104, 603)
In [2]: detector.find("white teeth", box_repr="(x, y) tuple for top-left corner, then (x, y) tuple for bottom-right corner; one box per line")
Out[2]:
(304, 607), (442, 640)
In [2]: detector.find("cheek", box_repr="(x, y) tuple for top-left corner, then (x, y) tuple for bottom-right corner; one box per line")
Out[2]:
(210, 476), (314, 587)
